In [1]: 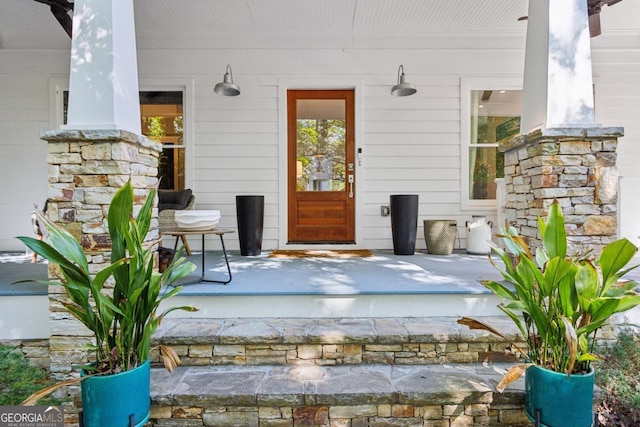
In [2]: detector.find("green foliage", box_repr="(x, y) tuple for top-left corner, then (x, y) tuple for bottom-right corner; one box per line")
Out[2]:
(296, 118), (346, 189)
(17, 181), (197, 375)
(173, 116), (183, 134)
(597, 328), (640, 423)
(145, 116), (166, 142)
(473, 163), (489, 183)
(487, 202), (639, 374)
(0, 345), (61, 406)
(495, 152), (505, 179)
(461, 201), (640, 388)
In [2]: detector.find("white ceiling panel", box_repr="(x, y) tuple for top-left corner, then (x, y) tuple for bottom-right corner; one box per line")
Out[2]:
(248, 0), (358, 33)
(134, 0), (256, 33)
(352, 0), (528, 32)
(1, 0), (638, 49)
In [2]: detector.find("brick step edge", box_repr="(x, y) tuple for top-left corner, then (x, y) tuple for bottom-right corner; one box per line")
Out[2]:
(151, 316), (528, 368)
(150, 363), (532, 427)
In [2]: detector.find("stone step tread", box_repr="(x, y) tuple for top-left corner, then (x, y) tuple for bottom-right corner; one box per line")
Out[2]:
(153, 316), (522, 346)
(150, 363), (525, 408)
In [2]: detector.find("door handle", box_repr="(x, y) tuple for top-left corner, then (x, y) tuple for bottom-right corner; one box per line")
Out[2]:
(348, 174), (354, 198)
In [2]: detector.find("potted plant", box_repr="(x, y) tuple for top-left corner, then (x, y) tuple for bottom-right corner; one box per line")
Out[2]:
(459, 201), (640, 427)
(18, 181), (197, 426)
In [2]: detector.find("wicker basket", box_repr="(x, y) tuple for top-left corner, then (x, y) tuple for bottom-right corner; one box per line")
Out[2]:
(423, 220), (457, 255)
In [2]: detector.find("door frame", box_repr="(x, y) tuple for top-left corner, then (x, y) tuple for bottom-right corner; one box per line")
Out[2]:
(277, 78), (365, 249)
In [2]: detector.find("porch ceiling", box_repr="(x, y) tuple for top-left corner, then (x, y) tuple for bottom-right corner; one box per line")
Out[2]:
(2, 0), (638, 50)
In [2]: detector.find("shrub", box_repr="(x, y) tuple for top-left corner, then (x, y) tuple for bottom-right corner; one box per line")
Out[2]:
(597, 328), (640, 425)
(0, 345), (61, 406)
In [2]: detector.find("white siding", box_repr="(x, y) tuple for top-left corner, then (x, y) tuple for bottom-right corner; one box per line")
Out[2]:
(595, 75), (640, 247)
(1, 33), (639, 251)
(0, 50), (69, 250)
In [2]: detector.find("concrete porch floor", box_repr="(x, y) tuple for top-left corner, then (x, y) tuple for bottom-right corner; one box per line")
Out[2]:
(174, 249), (502, 296)
(3, 248), (639, 325)
(164, 249), (510, 319)
(0, 249), (510, 327)
(0, 249), (503, 296)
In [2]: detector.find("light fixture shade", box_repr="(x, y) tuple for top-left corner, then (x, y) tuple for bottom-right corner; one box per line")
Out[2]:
(391, 65), (417, 97)
(214, 64), (240, 96)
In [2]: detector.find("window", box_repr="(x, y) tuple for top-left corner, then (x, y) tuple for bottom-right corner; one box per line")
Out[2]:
(295, 98), (347, 192)
(62, 90), (186, 190)
(461, 79), (522, 209)
(140, 92), (185, 190)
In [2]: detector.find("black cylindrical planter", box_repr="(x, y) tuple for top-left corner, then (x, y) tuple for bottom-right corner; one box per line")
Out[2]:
(236, 195), (264, 256)
(390, 194), (419, 255)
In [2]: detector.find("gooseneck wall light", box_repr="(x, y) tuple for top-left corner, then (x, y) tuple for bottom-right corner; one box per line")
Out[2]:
(214, 64), (241, 96)
(391, 65), (417, 97)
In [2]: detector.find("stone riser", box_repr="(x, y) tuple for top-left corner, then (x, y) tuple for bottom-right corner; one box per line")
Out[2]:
(149, 364), (531, 427)
(151, 340), (523, 368)
(152, 317), (527, 369)
(150, 398), (530, 427)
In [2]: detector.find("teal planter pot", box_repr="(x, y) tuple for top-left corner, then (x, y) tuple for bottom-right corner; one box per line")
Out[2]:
(525, 365), (594, 427)
(81, 359), (151, 427)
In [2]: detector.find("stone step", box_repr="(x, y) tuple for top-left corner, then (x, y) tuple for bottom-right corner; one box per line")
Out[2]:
(149, 363), (530, 427)
(152, 316), (526, 368)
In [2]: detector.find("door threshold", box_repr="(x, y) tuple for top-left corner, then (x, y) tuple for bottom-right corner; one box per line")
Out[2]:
(281, 243), (360, 250)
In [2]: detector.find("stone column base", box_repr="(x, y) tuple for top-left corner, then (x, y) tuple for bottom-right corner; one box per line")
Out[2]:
(499, 127), (623, 256)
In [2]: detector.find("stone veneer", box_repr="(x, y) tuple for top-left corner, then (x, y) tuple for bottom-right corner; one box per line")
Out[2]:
(0, 339), (50, 370)
(148, 318), (532, 426)
(151, 317), (530, 368)
(499, 127), (622, 255)
(39, 129), (161, 416)
(150, 389), (530, 427)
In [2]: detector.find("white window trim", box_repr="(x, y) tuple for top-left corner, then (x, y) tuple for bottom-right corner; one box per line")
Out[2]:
(49, 77), (195, 190)
(49, 77), (69, 130)
(139, 78), (195, 191)
(460, 77), (522, 211)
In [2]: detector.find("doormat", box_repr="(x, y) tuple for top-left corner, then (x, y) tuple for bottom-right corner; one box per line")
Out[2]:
(268, 249), (374, 259)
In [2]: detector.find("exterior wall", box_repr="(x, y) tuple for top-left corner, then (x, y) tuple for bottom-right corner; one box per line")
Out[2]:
(595, 73), (640, 247)
(1, 34), (639, 253)
(0, 50), (63, 251)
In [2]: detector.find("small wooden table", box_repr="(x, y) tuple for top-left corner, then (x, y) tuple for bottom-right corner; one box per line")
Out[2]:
(164, 228), (235, 285)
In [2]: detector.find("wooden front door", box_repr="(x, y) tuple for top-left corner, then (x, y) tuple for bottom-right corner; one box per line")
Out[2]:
(287, 89), (355, 243)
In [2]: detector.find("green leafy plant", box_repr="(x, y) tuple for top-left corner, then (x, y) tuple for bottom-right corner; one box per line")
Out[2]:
(459, 200), (640, 390)
(0, 345), (62, 406)
(474, 162), (489, 183)
(17, 181), (197, 378)
(596, 328), (640, 425)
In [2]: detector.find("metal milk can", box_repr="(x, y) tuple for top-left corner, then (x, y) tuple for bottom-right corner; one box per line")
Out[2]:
(466, 215), (493, 255)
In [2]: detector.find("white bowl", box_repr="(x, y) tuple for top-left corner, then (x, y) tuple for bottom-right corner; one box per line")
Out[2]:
(174, 210), (221, 231)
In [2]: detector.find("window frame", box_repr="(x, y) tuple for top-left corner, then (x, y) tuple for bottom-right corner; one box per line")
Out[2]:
(49, 77), (195, 190)
(460, 77), (522, 211)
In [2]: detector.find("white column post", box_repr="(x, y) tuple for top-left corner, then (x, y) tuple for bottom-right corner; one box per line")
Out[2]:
(520, 0), (596, 133)
(63, 0), (141, 134)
